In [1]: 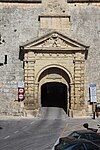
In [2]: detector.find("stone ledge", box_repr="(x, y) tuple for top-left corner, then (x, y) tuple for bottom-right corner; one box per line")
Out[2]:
(67, 0), (100, 3)
(0, 0), (42, 3)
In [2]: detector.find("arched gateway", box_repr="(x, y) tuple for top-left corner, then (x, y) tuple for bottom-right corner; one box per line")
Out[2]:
(21, 31), (88, 117)
(37, 66), (71, 114)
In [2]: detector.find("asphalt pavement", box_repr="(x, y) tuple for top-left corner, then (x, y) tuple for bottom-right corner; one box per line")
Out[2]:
(0, 108), (100, 150)
(60, 117), (100, 137)
(0, 108), (66, 150)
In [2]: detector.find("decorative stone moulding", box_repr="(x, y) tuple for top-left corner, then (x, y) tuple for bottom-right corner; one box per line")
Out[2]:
(0, 0), (42, 3)
(67, 0), (100, 2)
(38, 15), (70, 21)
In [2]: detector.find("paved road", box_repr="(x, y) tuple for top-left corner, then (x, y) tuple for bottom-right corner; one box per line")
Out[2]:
(0, 107), (100, 150)
(0, 107), (66, 150)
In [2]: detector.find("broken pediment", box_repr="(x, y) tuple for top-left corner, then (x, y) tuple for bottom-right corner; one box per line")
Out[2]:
(22, 31), (89, 51)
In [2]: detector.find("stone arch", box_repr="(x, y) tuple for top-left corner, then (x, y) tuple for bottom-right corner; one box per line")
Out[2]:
(35, 65), (72, 114)
(35, 64), (73, 84)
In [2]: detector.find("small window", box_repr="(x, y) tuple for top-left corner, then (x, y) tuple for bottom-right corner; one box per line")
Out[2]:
(4, 55), (7, 64)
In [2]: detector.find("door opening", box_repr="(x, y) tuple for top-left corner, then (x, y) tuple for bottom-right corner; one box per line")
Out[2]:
(41, 82), (67, 113)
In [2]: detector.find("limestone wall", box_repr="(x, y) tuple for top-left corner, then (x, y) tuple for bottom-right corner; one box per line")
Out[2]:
(0, 2), (41, 114)
(0, 1), (100, 115)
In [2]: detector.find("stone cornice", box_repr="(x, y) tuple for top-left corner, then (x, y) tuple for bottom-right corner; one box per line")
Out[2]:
(24, 47), (86, 51)
(22, 31), (89, 49)
(67, 0), (100, 3)
(0, 0), (42, 3)
(38, 15), (70, 21)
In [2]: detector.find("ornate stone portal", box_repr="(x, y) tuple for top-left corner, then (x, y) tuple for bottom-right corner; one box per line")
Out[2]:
(22, 31), (88, 117)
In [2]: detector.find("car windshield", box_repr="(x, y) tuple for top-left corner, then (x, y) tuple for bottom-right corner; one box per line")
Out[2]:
(68, 131), (100, 140)
(64, 144), (85, 150)
(68, 132), (80, 138)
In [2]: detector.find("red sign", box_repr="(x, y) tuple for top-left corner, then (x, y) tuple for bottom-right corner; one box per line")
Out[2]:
(18, 85), (24, 101)
(18, 93), (24, 101)
(18, 88), (24, 94)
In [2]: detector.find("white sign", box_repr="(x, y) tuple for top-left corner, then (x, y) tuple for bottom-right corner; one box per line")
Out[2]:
(97, 103), (100, 108)
(90, 84), (96, 103)
(18, 81), (24, 88)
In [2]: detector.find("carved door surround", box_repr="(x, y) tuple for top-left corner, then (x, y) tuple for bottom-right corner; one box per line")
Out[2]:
(21, 31), (89, 117)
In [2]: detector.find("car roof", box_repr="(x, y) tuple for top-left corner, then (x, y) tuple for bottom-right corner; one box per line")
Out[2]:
(60, 136), (95, 144)
(69, 138), (96, 143)
(72, 130), (97, 134)
(56, 138), (100, 149)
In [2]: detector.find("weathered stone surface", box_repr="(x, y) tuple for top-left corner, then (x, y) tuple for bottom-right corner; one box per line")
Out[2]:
(0, 0), (41, 3)
(0, 0), (100, 117)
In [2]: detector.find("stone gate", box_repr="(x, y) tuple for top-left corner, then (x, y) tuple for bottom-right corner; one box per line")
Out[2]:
(21, 31), (88, 117)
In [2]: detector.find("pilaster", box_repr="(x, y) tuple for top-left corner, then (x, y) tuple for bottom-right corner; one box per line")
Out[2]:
(24, 52), (35, 111)
(73, 55), (85, 111)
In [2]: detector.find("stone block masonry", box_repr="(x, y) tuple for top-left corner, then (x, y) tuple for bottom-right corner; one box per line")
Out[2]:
(0, 0), (100, 117)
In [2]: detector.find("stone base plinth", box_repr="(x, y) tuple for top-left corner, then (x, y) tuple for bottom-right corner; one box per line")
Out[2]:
(24, 109), (39, 117)
(68, 109), (88, 118)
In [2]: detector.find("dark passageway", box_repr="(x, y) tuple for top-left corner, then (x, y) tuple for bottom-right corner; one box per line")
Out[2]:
(41, 82), (67, 113)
